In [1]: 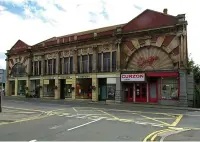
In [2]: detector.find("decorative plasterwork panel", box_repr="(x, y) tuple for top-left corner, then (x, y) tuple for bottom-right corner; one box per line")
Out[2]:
(33, 56), (42, 61)
(81, 48), (89, 55)
(8, 55), (29, 75)
(120, 33), (182, 71)
(126, 47), (174, 71)
(98, 44), (112, 53)
(45, 52), (56, 59)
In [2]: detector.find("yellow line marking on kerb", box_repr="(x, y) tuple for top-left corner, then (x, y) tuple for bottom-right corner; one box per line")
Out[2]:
(170, 114), (183, 126)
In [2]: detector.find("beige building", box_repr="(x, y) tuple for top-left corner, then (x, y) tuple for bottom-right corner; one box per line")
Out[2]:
(5, 9), (191, 106)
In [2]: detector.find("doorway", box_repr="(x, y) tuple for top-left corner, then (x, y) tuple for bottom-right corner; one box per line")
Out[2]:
(135, 83), (147, 102)
(60, 79), (65, 99)
(98, 78), (107, 101)
(60, 79), (72, 99)
(124, 83), (133, 102)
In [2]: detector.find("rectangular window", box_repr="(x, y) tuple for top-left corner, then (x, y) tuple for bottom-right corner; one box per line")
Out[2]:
(60, 58), (62, 74)
(78, 56), (80, 73)
(44, 60), (47, 75)
(70, 57), (73, 74)
(34, 61), (38, 75)
(48, 59), (53, 75)
(53, 59), (56, 74)
(103, 52), (110, 72)
(98, 53), (102, 72)
(107, 84), (116, 100)
(39, 61), (41, 75)
(82, 55), (88, 73)
(31, 61), (34, 75)
(112, 51), (116, 72)
(64, 58), (69, 74)
(89, 54), (93, 73)
(161, 77), (179, 100)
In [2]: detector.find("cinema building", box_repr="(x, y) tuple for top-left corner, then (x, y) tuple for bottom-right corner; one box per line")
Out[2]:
(5, 9), (193, 107)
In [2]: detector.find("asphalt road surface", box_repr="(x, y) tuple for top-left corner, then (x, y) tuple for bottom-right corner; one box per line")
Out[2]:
(1, 99), (200, 141)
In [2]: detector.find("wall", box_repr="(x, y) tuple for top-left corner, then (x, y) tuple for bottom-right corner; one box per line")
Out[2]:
(187, 73), (194, 107)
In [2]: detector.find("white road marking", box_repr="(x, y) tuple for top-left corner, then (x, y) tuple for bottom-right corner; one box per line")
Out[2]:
(50, 125), (62, 130)
(29, 140), (37, 142)
(152, 124), (164, 127)
(73, 107), (78, 113)
(67, 114), (78, 117)
(67, 118), (103, 131)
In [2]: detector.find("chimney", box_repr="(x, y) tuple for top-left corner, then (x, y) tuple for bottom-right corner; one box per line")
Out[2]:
(163, 8), (168, 14)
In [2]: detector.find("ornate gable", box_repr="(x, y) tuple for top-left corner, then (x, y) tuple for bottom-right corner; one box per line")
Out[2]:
(123, 9), (178, 32)
(10, 40), (29, 52)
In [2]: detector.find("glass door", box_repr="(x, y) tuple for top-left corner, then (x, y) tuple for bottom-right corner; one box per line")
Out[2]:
(135, 83), (147, 102)
(127, 87), (133, 102)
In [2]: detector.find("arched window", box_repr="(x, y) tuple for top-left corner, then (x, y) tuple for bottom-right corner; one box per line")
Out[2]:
(11, 63), (26, 77)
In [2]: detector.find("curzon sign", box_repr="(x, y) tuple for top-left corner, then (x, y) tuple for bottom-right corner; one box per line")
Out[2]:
(121, 74), (145, 81)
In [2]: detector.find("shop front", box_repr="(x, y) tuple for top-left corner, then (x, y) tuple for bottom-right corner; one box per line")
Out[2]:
(43, 79), (55, 97)
(60, 77), (72, 99)
(30, 79), (40, 97)
(121, 72), (180, 103)
(76, 75), (92, 99)
(97, 74), (116, 101)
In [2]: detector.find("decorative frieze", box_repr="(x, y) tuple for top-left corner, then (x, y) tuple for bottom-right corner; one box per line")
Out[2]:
(45, 53), (56, 59)
(82, 48), (88, 55)
(98, 44), (112, 53)
(33, 56), (42, 61)
(63, 50), (70, 57)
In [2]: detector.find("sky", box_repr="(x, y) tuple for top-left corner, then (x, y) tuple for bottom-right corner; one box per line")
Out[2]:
(0, 0), (199, 69)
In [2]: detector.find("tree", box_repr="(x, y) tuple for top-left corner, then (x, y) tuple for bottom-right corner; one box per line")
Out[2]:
(188, 56), (200, 107)
(188, 57), (200, 84)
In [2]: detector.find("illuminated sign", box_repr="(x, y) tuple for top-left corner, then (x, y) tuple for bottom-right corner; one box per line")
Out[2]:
(121, 74), (145, 81)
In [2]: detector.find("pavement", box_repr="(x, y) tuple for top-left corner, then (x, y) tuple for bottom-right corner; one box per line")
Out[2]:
(1, 98), (200, 141)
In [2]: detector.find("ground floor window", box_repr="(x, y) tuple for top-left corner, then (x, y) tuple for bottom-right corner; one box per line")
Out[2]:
(107, 84), (116, 100)
(76, 78), (92, 99)
(44, 79), (55, 97)
(65, 84), (72, 98)
(18, 80), (26, 96)
(161, 77), (179, 100)
(98, 78), (116, 101)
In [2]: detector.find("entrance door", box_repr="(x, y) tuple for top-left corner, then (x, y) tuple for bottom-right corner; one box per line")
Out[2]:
(149, 83), (158, 102)
(98, 78), (107, 101)
(60, 79), (65, 99)
(127, 87), (133, 102)
(124, 87), (133, 102)
(135, 83), (147, 102)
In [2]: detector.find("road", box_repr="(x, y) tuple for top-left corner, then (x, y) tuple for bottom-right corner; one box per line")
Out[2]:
(1, 99), (200, 141)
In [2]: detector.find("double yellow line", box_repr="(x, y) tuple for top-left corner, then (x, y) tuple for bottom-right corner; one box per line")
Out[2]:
(143, 114), (184, 141)
(143, 128), (173, 142)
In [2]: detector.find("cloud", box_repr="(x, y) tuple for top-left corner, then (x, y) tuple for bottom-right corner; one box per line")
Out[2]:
(0, 0), (199, 69)
(0, 52), (6, 69)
